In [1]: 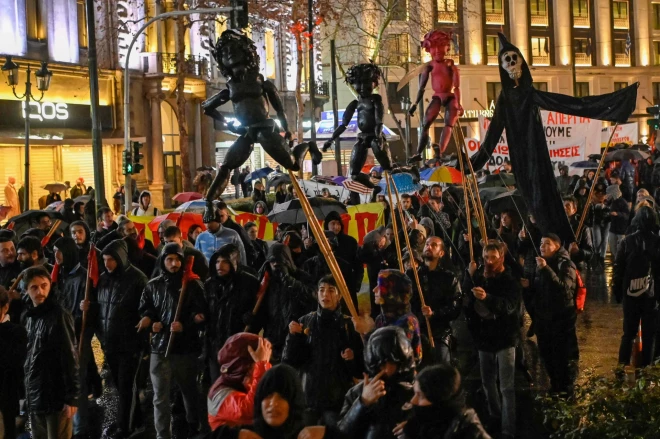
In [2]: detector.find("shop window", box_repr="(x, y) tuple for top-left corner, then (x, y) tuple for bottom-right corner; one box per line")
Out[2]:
(265, 29), (276, 79)
(486, 35), (499, 65)
(531, 36), (550, 66)
(533, 82), (548, 92)
(575, 82), (589, 97)
(437, 0), (457, 23)
(653, 82), (660, 105)
(572, 0), (589, 27)
(382, 33), (409, 65)
(392, 0), (408, 21)
(614, 82), (628, 91)
(487, 82), (502, 104)
(484, 0), (504, 25)
(612, 1), (629, 29)
(654, 4), (660, 30)
(26, 0), (46, 41)
(77, 0), (88, 48)
(530, 0), (548, 27)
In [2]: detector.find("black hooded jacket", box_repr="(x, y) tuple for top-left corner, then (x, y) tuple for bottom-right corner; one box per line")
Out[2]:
(52, 237), (89, 335)
(533, 247), (577, 326)
(283, 306), (364, 412)
(139, 244), (207, 355)
(324, 211), (359, 268)
(23, 293), (80, 414)
(0, 319), (27, 413)
(94, 239), (149, 354)
(70, 220), (93, 267)
(123, 236), (157, 279)
(204, 247), (260, 356)
(470, 32), (638, 244)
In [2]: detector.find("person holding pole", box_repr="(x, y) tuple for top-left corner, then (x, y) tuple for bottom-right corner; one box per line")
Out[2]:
(137, 243), (206, 439)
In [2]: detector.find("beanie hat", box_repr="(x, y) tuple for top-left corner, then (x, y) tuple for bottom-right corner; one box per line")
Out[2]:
(376, 269), (412, 308)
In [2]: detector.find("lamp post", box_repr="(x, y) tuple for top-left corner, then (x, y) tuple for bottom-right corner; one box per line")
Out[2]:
(1, 56), (53, 211)
(400, 96), (412, 162)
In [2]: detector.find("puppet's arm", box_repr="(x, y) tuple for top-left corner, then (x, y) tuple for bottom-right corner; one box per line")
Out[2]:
(264, 80), (290, 136)
(202, 89), (231, 124)
(322, 100), (358, 151)
(409, 65), (432, 116)
(469, 93), (505, 172)
(533, 83), (638, 123)
(373, 94), (384, 138)
(452, 65), (464, 115)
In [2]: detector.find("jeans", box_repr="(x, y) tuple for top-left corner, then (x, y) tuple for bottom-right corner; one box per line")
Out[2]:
(30, 411), (72, 439)
(618, 295), (659, 367)
(592, 223), (610, 259)
(107, 352), (143, 433)
(478, 348), (516, 437)
(150, 353), (201, 439)
(608, 232), (625, 258)
(73, 333), (92, 435)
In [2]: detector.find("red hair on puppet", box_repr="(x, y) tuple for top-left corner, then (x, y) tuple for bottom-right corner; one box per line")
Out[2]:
(421, 30), (453, 51)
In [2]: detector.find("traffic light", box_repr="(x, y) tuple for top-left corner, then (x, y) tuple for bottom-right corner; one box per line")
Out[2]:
(122, 149), (133, 175)
(647, 106), (660, 131)
(230, 0), (248, 29)
(131, 141), (144, 174)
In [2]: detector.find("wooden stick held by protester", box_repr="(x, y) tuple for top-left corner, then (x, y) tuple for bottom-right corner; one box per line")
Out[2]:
(165, 256), (197, 357)
(244, 271), (270, 332)
(78, 246), (99, 357)
(384, 171), (404, 271)
(41, 219), (62, 247)
(454, 129), (474, 262)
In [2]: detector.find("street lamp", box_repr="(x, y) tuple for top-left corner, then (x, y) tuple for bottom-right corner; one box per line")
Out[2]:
(1, 56), (53, 211)
(400, 96), (412, 162)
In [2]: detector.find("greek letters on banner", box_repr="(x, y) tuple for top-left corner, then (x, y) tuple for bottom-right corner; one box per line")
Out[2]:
(600, 122), (638, 148)
(474, 111), (601, 174)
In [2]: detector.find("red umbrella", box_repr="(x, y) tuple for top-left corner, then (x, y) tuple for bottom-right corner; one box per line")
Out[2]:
(172, 192), (204, 203)
(147, 212), (206, 246)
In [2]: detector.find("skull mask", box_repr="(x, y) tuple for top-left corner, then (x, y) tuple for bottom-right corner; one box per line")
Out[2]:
(501, 51), (522, 80)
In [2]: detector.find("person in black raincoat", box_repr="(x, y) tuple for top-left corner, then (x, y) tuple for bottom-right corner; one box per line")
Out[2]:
(394, 364), (491, 439)
(123, 235), (157, 279)
(70, 220), (94, 267)
(562, 196), (594, 271)
(22, 266), (80, 439)
(324, 211), (359, 271)
(0, 234), (22, 323)
(358, 227), (398, 319)
(158, 226), (209, 281)
(283, 275), (364, 427)
(208, 364), (344, 439)
(137, 243), (207, 438)
(533, 233), (579, 395)
(244, 221), (268, 273)
(338, 326), (415, 439)
(250, 243), (316, 362)
(88, 239), (148, 439)
(205, 244), (260, 382)
(613, 206), (660, 367)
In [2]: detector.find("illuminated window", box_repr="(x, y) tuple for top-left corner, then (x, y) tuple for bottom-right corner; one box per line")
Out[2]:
(612, 1), (629, 29)
(654, 4), (660, 30)
(575, 82), (589, 97)
(392, 0), (408, 21)
(533, 82), (548, 92)
(26, 0), (46, 41)
(437, 0), (457, 23)
(486, 35), (499, 65)
(484, 0), (504, 25)
(614, 39), (630, 66)
(574, 38), (592, 65)
(77, 1), (88, 48)
(614, 82), (628, 91)
(572, 0), (589, 22)
(531, 37), (550, 65)
(265, 29), (276, 79)
(653, 82), (660, 104)
(530, 0), (548, 27)
(487, 82), (502, 103)
(654, 41), (660, 65)
(382, 34), (409, 65)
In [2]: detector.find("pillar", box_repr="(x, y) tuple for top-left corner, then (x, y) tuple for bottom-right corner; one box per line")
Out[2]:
(554, 0), (572, 66)
(595, 0), (611, 66)
(145, 78), (171, 210)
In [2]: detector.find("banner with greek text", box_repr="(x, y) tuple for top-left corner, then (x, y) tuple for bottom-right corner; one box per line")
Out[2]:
(600, 122), (638, 148)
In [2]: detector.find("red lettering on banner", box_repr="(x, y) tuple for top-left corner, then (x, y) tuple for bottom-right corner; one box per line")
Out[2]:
(354, 212), (379, 245)
(341, 213), (351, 233)
(234, 212), (257, 226)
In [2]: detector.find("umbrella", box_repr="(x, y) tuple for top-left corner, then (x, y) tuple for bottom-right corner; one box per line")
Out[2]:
(6, 210), (66, 238)
(267, 197), (348, 224)
(311, 175), (338, 185)
(45, 201), (64, 212)
(607, 149), (649, 161)
(630, 143), (651, 152)
(245, 167), (274, 183)
(147, 212), (206, 247)
(42, 181), (68, 193)
(332, 176), (347, 185)
(570, 160), (599, 169)
(587, 154), (602, 161)
(342, 179), (372, 195)
(174, 199), (237, 215)
(479, 187), (508, 203)
(377, 173), (420, 193)
(266, 173), (292, 192)
(172, 192), (203, 203)
(73, 195), (91, 204)
(485, 189), (527, 216)
(477, 173), (516, 188)
(420, 166), (462, 183)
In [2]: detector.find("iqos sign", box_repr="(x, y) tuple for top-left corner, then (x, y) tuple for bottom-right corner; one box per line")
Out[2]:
(22, 101), (69, 122)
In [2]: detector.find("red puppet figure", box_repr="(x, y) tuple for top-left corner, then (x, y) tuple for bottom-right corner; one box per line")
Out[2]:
(408, 30), (463, 163)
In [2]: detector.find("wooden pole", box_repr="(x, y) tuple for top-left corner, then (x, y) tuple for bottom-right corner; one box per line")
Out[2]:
(387, 173), (435, 347)
(384, 171), (404, 271)
(165, 257), (194, 357)
(454, 129), (475, 262)
(78, 256), (93, 357)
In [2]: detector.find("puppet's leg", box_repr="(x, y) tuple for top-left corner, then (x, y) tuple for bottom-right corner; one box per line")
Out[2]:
(438, 98), (461, 156)
(256, 130), (321, 172)
(409, 97), (442, 163)
(371, 137), (393, 172)
(349, 139), (373, 187)
(203, 135), (253, 222)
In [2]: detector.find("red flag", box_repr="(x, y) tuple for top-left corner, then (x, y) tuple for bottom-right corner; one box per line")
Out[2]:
(51, 262), (60, 283)
(40, 235), (51, 248)
(256, 271), (270, 301)
(88, 246), (99, 287)
(137, 227), (145, 250)
(182, 256), (200, 282)
(6, 222), (14, 230)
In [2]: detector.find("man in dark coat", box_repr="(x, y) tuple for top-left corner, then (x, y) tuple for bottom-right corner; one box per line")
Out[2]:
(137, 243), (206, 438)
(70, 220), (93, 267)
(204, 244), (259, 382)
(0, 235), (22, 323)
(283, 275), (364, 426)
(556, 165), (572, 196)
(218, 202), (253, 258)
(324, 211), (359, 271)
(533, 233), (579, 395)
(23, 266), (80, 439)
(562, 196), (594, 271)
(87, 239), (148, 439)
(407, 236), (462, 364)
(93, 207), (118, 243)
(159, 225), (209, 281)
(358, 227), (398, 319)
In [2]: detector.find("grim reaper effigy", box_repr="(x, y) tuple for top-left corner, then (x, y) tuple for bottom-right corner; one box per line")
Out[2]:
(470, 34), (638, 244)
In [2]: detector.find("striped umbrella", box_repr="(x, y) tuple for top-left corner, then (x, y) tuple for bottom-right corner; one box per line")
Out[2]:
(419, 166), (463, 183)
(342, 179), (372, 195)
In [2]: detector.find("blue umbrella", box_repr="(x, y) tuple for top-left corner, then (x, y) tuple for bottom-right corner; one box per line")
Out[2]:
(570, 160), (599, 169)
(377, 173), (420, 194)
(245, 167), (274, 183)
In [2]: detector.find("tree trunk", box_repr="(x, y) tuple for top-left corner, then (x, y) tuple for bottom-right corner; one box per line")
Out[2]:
(176, 0), (192, 192)
(294, 32), (304, 144)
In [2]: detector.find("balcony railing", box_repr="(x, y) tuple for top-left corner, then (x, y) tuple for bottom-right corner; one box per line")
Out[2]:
(532, 54), (550, 66)
(614, 53), (631, 66)
(438, 10), (458, 23)
(487, 54), (499, 65)
(530, 14), (549, 26)
(485, 10), (505, 25)
(161, 53), (209, 77)
(574, 52), (592, 66)
(301, 80), (330, 97)
(573, 15), (590, 27)
(613, 17), (629, 29)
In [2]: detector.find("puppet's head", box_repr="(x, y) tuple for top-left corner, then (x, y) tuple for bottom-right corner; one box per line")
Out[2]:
(376, 269), (412, 315)
(346, 62), (381, 98)
(211, 29), (260, 80)
(422, 30), (452, 62)
(497, 33), (532, 88)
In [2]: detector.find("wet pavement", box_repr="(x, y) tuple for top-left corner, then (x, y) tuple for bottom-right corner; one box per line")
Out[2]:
(85, 256), (622, 439)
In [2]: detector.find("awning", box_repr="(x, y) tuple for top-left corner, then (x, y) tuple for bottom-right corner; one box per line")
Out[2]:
(0, 128), (146, 146)
(303, 110), (400, 141)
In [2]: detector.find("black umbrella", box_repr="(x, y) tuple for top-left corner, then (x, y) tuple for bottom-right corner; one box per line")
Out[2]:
(266, 173), (292, 192)
(267, 197), (347, 224)
(479, 187), (508, 202)
(485, 189), (527, 216)
(606, 149), (649, 161)
(630, 143), (651, 152)
(478, 173), (516, 188)
(6, 210), (67, 239)
(570, 160), (599, 169)
(73, 195), (91, 204)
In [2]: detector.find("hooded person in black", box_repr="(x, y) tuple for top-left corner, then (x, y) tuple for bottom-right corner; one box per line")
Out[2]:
(70, 220), (94, 267)
(338, 326), (415, 439)
(138, 243), (207, 438)
(251, 243), (316, 362)
(470, 33), (638, 245)
(205, 244), (260, 382)
(613, 207), (660, 367)
(90, 239), (148, 438)
(324, 211), (359, 270)
(123, 235), (157, 279)
(358, 227), (398, 319)
(0, 235), (22, 323)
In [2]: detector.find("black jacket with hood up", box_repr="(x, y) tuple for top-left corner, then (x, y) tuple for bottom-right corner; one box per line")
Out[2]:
(52, 236), (90, 335)
(324, 211), (359, 267)
(533, 247), (577, 328)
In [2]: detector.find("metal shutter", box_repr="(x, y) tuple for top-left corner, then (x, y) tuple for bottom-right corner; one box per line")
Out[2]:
(30, 147), (57, 209)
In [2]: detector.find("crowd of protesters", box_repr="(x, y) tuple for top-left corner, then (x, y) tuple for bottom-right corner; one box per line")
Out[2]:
(1, 150), (659, 439)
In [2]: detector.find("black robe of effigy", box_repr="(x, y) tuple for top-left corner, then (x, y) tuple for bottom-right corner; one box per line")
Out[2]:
(471, 33), (638, 244)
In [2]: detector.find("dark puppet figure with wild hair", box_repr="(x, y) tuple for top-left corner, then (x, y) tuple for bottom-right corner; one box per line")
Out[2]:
(202, 29), (321, 221)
